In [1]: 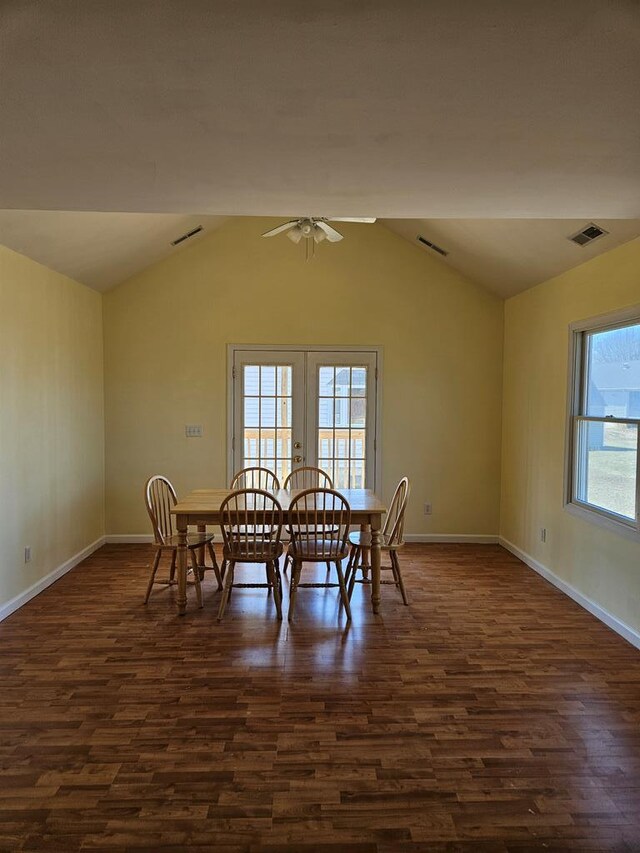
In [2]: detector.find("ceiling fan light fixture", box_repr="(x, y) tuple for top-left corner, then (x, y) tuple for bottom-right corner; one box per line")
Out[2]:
(287, 226), (303, 244)
(313, 226), (327, 243)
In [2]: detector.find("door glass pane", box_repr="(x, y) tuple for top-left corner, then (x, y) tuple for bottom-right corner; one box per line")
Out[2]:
(316, 364), (369, 489)
(576, 419), (637, 520)
(242, 364), (293, 483)
(585, 323), (640, 418)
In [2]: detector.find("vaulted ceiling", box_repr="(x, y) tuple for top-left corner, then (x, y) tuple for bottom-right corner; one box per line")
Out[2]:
(1, 1), (639, 296)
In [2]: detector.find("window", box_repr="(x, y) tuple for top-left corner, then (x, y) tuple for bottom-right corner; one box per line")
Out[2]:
(567, 309), (640, 535)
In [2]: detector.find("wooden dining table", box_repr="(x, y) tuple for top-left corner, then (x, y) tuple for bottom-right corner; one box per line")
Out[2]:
(171, 488), (387, 616)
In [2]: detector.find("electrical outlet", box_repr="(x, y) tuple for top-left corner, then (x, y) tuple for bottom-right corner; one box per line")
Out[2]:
(424, 503), (432, 515)
(185, 424), (203, 438)
(24, 546), (31, 563)
(540, 527), (547, 543)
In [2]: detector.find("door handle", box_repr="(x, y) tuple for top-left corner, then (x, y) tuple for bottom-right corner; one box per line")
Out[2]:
(294, 455), (303, 463)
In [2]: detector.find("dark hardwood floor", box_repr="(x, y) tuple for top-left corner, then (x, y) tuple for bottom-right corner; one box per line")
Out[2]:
(0, 543), (639, 852)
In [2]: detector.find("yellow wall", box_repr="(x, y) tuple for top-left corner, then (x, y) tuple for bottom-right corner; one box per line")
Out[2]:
(501, 237), (640, 633)
(103, 217), (504, 536)
(0, 245), (105, 608)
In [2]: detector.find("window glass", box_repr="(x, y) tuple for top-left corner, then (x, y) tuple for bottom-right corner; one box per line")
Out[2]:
(585, 324), (640, 418)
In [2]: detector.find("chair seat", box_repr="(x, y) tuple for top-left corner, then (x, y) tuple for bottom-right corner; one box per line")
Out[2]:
(159, 532), (215, 549)
(348, 530), (397, 550)
(289, 539), (350, 561)
(223, 541), (284, 562)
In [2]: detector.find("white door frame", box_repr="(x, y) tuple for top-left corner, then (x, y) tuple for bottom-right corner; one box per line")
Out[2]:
(227, 344), (383, 489)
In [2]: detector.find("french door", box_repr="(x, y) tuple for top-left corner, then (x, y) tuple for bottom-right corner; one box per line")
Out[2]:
(230, 348), (379, 489)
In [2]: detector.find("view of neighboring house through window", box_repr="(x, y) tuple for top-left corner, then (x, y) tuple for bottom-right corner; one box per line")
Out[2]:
(231, 348), (379, 489)
(569, 315), (640, 531)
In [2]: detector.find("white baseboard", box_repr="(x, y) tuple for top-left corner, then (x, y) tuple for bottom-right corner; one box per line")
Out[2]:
(105, 533), (223, 544)
(404, 533), (499, 544)
(0, 536), (106, 623)
(499, 537), (640, 651)
(105, 534), (155, 544)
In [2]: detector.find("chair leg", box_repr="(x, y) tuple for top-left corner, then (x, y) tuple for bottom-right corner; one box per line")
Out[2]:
(208, 543), (223, 590)
(217, 562), (235, 621)
(144, 549), (162, 603)
(169, 550), (177, 583)
(392, 550), (409, 606)
(347, 558), (358, 601)
(288, 561), (301, 622)
(267, 561), (283, 621)
(335, 560), (352, 622)
(344, 545), (356, 585)
(189, 549), (203, 609)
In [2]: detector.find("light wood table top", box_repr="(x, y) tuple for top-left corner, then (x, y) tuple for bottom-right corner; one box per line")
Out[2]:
(172, 488), (387, 516)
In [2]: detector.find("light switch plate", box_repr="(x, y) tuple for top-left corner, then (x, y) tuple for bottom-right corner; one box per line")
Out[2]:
(185, 424), (203, 437)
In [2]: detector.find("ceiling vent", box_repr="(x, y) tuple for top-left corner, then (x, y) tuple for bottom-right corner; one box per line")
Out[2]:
(568, 223), (608, 247)
(417, 235), (449, 256)
(171, 225), (203, 246)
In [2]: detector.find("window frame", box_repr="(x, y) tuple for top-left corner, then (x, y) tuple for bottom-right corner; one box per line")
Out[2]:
(564, 304), (640, 541)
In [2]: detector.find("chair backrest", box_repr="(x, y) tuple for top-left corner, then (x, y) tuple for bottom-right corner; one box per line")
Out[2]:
(219, 489), (283, 560)
(383, 476), (410, 546)
(145, 474), (177, 545)
(288, 488), (351, 560)
(283, 466), (333, 491)
(230, 467), (280, 491)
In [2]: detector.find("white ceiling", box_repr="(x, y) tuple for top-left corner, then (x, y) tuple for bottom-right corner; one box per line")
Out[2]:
(1, 1), (639, 218)
(0, 211), (225, 292)
(1, 211), (637, 296)
(384, 219), (640, 297)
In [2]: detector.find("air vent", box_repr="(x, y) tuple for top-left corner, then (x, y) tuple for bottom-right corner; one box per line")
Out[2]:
(568, 223), (608, 247)
(417, 235), (449, 256)
(171, 225), (203, 246)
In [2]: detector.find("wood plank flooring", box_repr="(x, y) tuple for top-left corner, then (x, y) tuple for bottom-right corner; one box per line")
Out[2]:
(0, 543), (639, 851)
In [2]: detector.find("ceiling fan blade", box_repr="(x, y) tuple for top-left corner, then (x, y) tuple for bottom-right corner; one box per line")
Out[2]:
(261, 220), (299, 238)
(286, 225), (303, 244)
(315, 221), (343, 242)
(326, 217), (377, 223)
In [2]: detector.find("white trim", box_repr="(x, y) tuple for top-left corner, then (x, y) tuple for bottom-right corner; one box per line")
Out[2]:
(105, 534), (155, 544)
(0, 536), (106, 623)
(404, 533), (499, 544)
(499, 537), (640, 651)
(105, 533), (222, 543)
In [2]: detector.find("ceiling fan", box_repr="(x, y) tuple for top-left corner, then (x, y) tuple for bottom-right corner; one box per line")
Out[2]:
(261, 216), (376, 248)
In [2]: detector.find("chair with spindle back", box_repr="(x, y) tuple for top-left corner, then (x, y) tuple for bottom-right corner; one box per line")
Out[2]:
(282, 467), (335, 575)
(217, 489), (284, 621)
(283, 466), (332, 491)
(345, 476), (410, 605)
(286, 488), (352, 623)
(225, 468), (281, 579)
(144, 474), (222, 607)
(230, 467), (280, 491)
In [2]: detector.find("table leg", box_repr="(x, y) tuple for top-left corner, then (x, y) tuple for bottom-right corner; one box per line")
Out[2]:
(360, 523), (370, 579)
(370, 513), (382, 615)
(177, 515), (188, 615)
(197, 523), (206, 578)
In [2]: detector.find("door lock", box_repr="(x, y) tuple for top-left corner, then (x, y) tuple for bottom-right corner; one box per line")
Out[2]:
(294, 442), (302, 449)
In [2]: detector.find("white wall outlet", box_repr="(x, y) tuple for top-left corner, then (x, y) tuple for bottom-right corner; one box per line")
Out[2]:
(424, 503), (432, 515)
(185, 424), (203, 438)
(24, 546), (31, 563)
(540, 527), (547, 543)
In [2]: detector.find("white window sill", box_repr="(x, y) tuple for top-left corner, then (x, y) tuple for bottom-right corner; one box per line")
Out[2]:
(564, 501), (640, 543)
